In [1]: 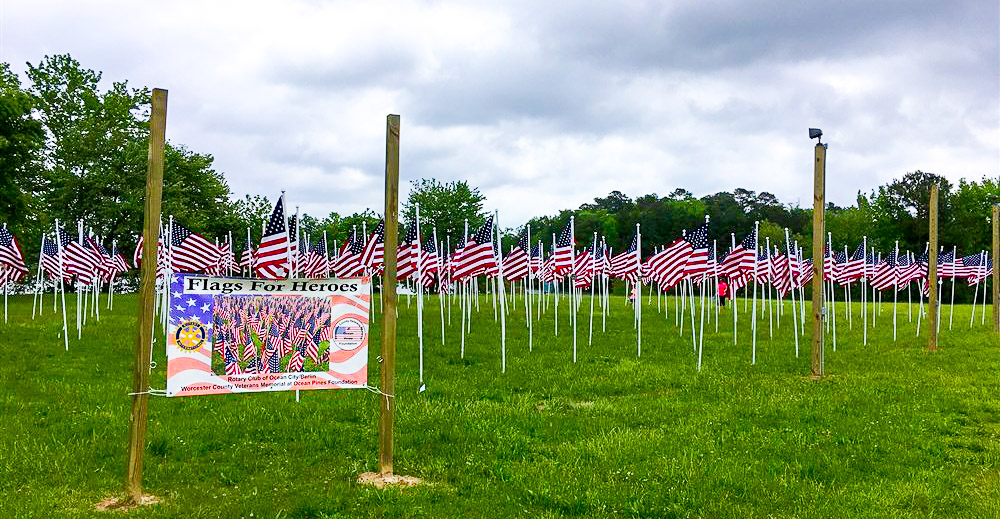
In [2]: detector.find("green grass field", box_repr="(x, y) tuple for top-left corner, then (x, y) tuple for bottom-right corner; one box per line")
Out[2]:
(2, 289), (999, 518)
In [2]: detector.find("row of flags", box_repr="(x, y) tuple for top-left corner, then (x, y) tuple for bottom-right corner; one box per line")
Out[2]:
(4, 199), (995, 296)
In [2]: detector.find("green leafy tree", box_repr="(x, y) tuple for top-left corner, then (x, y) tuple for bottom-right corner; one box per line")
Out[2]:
(0, 63), (45, 237)
(402, 179), (486, 246)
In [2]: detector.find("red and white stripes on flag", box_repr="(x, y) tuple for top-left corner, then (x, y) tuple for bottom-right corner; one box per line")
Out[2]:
(396, 222), (420, 281)
(360, 219), (385, 272)
(0, 227), (29, 282)
(255, 196), (290, 279)
(609, 234), (639, 280)
(168, 221), (222, 274)
(452, 215), (496, 281)
(552, 221), (574, 274)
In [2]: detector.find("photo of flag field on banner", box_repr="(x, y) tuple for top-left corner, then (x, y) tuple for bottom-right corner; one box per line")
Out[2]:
(166, 274), (370, 396)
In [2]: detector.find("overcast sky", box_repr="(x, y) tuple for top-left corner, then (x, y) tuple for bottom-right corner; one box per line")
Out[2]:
(3, 0), (997, 228)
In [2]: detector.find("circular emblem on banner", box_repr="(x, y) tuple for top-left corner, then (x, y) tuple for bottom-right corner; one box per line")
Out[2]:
(331, 317), (366, 351)
(175, 319), (207, 351)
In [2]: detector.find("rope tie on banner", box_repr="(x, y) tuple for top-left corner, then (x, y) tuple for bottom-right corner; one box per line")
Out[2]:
(128, 387), (168, 397)
(365, 385), (395, 407)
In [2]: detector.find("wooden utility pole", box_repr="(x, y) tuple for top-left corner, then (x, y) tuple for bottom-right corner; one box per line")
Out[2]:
(928, 184), (939, 352)
(993, 205), (999, 333)
(126, 88), (166, 503)
(811, 142), (826, 377)
(379, 114), (400, 475)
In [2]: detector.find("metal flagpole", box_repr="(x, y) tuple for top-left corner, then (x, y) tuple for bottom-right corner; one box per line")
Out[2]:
(766, 237), (773, 338)
(845, 245), (852, 329)
(527, 226), (533, 352)
(553, 233), (558, 337)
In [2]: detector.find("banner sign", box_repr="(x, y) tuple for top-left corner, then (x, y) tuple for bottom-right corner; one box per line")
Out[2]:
(166, 274), (370, 397)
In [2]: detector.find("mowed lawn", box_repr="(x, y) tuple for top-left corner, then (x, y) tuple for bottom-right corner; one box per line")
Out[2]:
(2, 289), (999, 518)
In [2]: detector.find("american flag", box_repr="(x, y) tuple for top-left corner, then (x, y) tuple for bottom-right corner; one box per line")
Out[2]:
(501, 227), (530, 281)
(86, 237), (114, 277)
(452, 215), (496, 281)
(838, 242), (867, 283)
(831, 250), (848, 285)
(304, 236), (329, 279)
(772, 251), (791, 296)
(870, 251), (896, 291)
(574, 243), (595, 288)
(552, 221), (574, 274)
(0, 228), (27, 279)
(40, 235), (62, 280)
(360, 219), (385, 272)
(646, 228), (699, 290)
(286, 347), (304, 373)
(720, 229), (756, 279)
(609, 234), (639, 280)
(224, 344), (242, 375)
(681, 223), (710, 278)
(420, 235), (440, 288)
(333, 231), (365, 277)
(287, 213), (299, 275)
(396, 222), (420, 281)
(255, 196), (290, 279)
(61, 230), (99, 285)
(166, 221), (221, 274)
(936, 249), (956, 278)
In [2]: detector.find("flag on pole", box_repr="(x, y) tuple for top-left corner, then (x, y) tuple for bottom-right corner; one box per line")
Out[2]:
(255, 196), (290, 279)
(552, 221), (574, 274)
(452, 215), (496, 281)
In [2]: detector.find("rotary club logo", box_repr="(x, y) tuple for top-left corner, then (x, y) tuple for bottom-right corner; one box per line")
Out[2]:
(175, 318), (207, 351)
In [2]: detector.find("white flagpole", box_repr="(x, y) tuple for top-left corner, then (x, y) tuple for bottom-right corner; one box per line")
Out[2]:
(32, 233), (45, 319)
(697, 217), (709, 370)
(55, 221), (69, 350)
(730, 233), (737, 345)
(570, 216), (577, 363)
(495, 211), (507, 373)
(553, 233), (559, 337)
(713, 240), (719, 333)
(982, 251), (990, 326)
(527, 226), (533, 352)
(785, 228), (799, 357)
(844, 245), (852, 330)
(461, 220), (468, 358)
(416, 205), (424, 386)
(862, 237), (868, 345)
(76, 220), (83, 338)
(949, 245), (957, 330)
(636, 223), (642, 357)
(434, 229), (444, 347)
(828, 233), (837, 351)
(589, 232), (596, 346)
(765, 237), (773, 338)
(893, 240), (899, 341)
(751, 221), (759, 365)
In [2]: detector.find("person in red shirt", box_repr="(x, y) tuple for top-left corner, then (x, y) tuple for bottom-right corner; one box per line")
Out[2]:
(717, 279), (729, 307)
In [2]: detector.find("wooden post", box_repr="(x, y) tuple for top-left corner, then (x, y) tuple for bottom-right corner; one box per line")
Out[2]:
(811, 142), (825, 376)
(993, 205), (999, 333)
(379, 114), (400, 475)
(125, 88), (166, 503)
(928, 184), (939, 352)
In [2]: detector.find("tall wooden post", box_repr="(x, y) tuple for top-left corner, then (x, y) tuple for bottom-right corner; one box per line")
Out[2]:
(379, 114), (400, 475)
(126, 88), (166, 502)
(993, 205), (999, 333)
(811, 143), (826, 376)
(928, 184), (939, 352)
